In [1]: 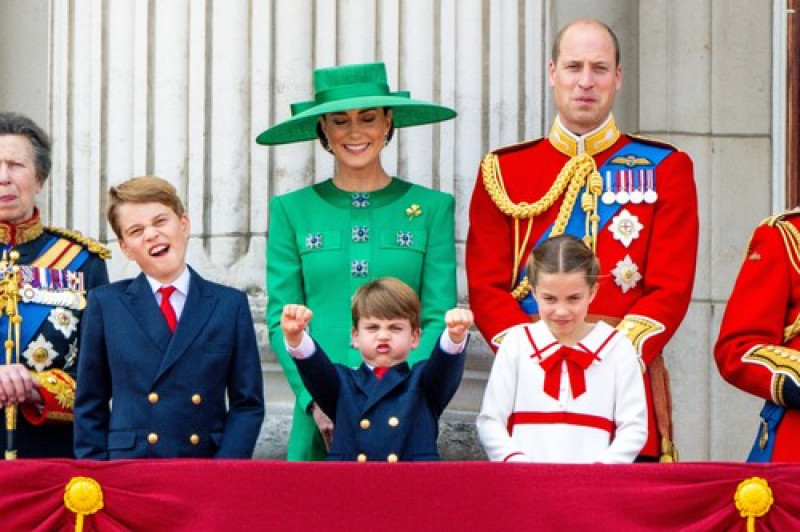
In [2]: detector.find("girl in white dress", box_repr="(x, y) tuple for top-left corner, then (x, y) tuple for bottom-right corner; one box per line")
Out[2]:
(477, 234), (647, 463)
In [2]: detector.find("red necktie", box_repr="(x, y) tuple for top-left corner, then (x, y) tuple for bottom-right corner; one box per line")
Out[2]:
(373, 367), (389, 379)
(539, 346), (596, 400)
(158, 285), (178, 332)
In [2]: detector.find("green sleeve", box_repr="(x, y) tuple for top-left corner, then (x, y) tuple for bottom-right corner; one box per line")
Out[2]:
(266, 194), (313, 412)
(410, 192), (457, 365)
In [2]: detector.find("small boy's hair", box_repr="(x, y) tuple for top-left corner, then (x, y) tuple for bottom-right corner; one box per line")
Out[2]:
(528, 234), (601, 287)
(107, 176), (185, 240)
(351, 277), (421, 331)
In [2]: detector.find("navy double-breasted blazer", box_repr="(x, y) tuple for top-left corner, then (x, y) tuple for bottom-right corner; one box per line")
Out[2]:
(74, 268), (264, 459)
(294, 339), (465, 461)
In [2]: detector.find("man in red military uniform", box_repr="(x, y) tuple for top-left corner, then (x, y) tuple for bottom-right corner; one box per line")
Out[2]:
(715, 210), (800, 462)
(466, 18), (698, 460)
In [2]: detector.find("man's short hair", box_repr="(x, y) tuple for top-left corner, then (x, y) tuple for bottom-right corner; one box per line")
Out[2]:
(551, 18), (620, 67)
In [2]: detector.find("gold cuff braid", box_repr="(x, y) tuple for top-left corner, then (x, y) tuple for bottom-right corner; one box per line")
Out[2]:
(616, 315), (665, 355)
(31, 369), (75, 411)
(745, 345), (800, 390)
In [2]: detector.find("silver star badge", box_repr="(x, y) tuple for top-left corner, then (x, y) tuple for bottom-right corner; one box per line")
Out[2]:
(609, 209), (643, 248)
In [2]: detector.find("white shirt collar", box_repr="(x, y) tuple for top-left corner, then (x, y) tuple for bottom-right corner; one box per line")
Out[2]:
(146, 266), (191, 296)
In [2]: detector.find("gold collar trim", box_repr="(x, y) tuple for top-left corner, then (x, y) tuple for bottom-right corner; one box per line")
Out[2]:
(0, 210), (44, 245)
(548, 115), (620, 157)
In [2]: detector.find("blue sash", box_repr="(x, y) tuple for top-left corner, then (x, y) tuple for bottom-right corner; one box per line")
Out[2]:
(0, 237), (89, 363)
(747, 401), (783, 462)
(519, 140), (672, 314)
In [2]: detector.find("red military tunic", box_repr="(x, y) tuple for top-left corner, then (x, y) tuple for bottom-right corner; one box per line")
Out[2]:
(466, 115), (698, 458)
(715, 210), (800, 461)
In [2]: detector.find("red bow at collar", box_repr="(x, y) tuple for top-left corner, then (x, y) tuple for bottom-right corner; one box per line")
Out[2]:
(538, 346), (596, 400)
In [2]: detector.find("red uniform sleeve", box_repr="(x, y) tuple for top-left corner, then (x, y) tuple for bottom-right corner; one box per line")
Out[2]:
(20, 369), (75, 425)
(715, 220), (800, 402)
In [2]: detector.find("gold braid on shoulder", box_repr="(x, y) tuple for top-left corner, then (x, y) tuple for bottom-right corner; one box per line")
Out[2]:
(46, 227), (111, 260)
(481, 152), (601, 300)
(775, 220), (800, 276)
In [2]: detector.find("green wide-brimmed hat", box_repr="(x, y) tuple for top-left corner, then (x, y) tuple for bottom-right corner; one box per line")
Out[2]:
(256, 62), (457, 145)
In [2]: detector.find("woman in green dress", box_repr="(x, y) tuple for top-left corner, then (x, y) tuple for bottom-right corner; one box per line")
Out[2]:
(257, 62), (458, 460)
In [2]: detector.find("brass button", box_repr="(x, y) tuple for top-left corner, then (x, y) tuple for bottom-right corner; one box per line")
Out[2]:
(191, 394), (202, 405)
(387, 453), (398, 463)
(357, 453), (367, 462)
(148, 392), (159, 404)
(388, 416), (399, 427)
(190, 434), (200, 445)
(147, 433), (158, 445)
(360, 419), (371, 430)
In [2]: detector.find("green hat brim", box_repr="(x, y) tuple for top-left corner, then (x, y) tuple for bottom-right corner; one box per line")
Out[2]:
(256, 95), (457, 146)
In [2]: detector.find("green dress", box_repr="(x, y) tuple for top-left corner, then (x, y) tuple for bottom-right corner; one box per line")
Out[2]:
(267, 177), (457, 460)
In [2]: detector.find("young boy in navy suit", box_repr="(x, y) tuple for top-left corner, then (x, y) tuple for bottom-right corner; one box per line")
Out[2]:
(74, 176), (264, 459)
(281, 277), (472, 461)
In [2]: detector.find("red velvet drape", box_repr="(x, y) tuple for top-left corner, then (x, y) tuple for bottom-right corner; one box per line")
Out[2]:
(0, 460), (793, 531)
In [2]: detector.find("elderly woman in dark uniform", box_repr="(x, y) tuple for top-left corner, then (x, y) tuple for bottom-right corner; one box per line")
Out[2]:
(0, 113), (109, 458)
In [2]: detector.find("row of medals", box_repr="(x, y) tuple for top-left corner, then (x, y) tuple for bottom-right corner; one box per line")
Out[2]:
(601, 169), (658, 205)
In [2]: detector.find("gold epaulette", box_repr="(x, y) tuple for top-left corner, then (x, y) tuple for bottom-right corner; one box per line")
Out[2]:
(761, 207), (800, 227)
(490, 137), (544, 157)
(45, 227), (111, 260)
(626, 133), (678, 152)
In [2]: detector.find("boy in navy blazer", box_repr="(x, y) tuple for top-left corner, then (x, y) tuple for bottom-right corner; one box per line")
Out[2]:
(74, 176), (264, 459)
(281, 277), (472, 461)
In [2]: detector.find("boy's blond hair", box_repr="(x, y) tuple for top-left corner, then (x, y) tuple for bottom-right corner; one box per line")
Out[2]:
(351, 277), (421, 331)
(107, 176), (185, 239)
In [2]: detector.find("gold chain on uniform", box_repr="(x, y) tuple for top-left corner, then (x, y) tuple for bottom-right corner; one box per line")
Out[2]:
(481, 151), (602, 300)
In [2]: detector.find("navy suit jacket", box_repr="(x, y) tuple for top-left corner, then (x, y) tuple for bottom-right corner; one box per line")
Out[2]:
(74, 267), (264, 459)
(294, 339), (465, 461)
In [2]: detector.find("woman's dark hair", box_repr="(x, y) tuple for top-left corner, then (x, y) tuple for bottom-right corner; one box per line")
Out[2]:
(316, 107), (395, 153)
